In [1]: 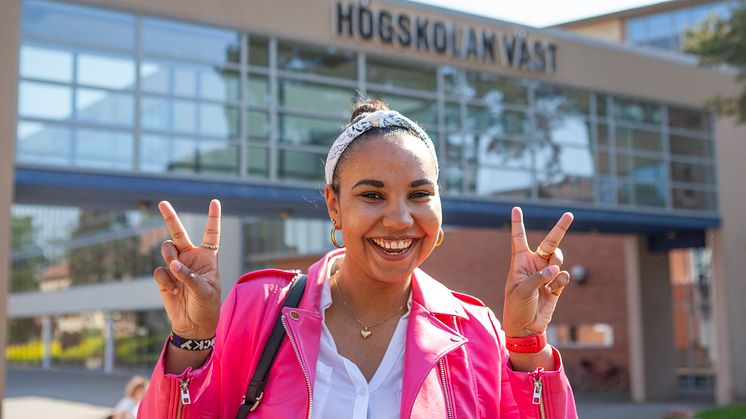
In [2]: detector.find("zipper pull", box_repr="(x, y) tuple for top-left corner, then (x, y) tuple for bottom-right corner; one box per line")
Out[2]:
(531, 376), (543, 405)
(179, 378), (192, 405)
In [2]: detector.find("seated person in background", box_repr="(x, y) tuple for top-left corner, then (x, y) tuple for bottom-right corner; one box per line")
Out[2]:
(112, 375), (147, 419)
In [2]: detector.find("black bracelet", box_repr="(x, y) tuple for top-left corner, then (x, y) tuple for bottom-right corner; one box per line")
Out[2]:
(169, 330), (216, 351)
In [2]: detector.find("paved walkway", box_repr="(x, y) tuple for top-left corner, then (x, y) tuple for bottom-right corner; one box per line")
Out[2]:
(4, 367), (717, 418)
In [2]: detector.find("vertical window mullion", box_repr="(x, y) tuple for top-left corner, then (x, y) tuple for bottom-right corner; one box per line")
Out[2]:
(458, 70), (468, 193)
(134, 16), (143, 172)
(436, 67), (445, 170)
(590, 93), (599, 205)
(239, 33), (248, 178)
(268, 37), (278, 181)
(608, 95), (619, 206)
(662, 105), (673, 210)
(527, 80), (538, 200)
(71, 50), (79, 166)
(357, 52), (366, 97)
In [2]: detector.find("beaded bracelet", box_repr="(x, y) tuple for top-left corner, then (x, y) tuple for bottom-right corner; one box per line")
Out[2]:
(169, 330), (216, 351)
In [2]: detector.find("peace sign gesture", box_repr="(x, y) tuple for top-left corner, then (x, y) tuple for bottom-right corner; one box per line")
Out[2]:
(153, 199), (222, 340)
(503, 207), (574, 338)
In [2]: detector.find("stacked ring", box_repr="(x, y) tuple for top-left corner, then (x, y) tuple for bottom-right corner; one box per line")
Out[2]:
(535, 247), (553, 261)
(201, 242), (219, 250)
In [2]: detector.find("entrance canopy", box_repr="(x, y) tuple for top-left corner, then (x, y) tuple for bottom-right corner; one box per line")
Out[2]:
(16, 168), (717, 251)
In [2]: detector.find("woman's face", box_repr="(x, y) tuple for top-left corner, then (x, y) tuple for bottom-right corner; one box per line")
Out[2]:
(325, 134), (442, 284)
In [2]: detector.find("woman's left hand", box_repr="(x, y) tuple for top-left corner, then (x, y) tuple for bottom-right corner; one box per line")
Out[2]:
(503, 207), (574, 338)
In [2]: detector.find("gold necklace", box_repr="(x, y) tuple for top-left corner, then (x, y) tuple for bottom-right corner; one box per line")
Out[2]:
(333, 274), (406, 339)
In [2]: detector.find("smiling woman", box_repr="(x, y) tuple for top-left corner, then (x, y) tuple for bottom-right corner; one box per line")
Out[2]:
(139, 98), (578, 418)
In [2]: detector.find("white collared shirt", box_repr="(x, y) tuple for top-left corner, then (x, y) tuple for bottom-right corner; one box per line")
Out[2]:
(310, 257), (411, 419)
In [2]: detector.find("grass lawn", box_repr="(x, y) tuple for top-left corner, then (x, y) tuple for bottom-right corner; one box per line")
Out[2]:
(696, 404), (746, 419)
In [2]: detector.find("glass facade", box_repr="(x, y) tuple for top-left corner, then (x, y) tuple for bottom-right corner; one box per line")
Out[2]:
(625, 1), (735, 52)
(243, 218), (331, 270)
(11, 204), (168, 293)
(8, 203), (179, 368)
(17, 0), (718, 214)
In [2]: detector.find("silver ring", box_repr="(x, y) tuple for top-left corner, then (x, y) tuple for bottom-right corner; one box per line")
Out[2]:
(188, 271), (196, 280)
(201, 242), (219, 250)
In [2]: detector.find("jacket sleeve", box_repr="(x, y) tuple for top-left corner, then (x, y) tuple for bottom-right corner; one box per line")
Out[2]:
(488, 310), (578, 419)
(137, 282), (241, 419)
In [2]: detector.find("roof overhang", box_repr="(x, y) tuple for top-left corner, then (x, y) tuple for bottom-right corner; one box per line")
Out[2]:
(15, 167), (719, 250)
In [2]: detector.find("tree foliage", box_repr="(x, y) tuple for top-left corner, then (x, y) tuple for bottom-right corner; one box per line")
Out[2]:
(684, 0), (746, 122)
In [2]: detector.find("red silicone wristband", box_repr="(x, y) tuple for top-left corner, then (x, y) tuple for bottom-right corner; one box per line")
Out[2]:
(505, 332), (547, 353)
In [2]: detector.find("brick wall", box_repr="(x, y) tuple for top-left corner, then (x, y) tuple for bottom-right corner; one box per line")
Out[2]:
(421, 227), (631, 390)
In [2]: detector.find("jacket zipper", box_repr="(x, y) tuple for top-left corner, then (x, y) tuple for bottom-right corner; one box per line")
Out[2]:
(176, 378), (191, 419)
(531, 371), (546, 419)
(438, 358), (454, 419)
(281, 315), (313, 419)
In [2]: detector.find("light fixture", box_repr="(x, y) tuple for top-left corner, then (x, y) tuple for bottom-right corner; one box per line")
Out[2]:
(570, 265), (588, 284)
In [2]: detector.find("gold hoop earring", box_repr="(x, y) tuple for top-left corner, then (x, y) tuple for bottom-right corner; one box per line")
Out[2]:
(435, 228), (445, 247)
(330, 225), (345, 248)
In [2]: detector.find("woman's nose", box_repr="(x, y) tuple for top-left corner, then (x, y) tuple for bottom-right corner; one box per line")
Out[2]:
(382, 198), (414, 229)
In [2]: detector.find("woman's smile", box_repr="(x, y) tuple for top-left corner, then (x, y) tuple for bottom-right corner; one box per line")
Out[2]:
(368, 237), (418, 259)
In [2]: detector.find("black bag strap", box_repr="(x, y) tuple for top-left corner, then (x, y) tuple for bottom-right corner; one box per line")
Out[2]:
(236, 273), (307, 419)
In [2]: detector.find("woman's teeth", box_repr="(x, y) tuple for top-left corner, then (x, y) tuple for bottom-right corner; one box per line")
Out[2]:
(371, 238), (413, 254)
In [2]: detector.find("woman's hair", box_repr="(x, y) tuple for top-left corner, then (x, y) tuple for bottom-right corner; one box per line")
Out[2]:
(330, 98), (427, 193)
(124, 375), (148, 398)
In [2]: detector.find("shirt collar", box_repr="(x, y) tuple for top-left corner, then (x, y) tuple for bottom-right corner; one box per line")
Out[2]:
(319, 255), (412, 315)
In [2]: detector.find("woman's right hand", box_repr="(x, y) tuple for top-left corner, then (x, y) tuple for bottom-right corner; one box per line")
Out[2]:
(153, 199), (222, 340)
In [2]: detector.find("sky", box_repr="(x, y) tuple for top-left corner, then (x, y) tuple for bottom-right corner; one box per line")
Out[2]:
(409, 0), (667, 27)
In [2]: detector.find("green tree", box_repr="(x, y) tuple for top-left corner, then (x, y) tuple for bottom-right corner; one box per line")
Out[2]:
(11, 216), (45, 292)
(68, 210), (160, 285)
(684, 0), (746, 122)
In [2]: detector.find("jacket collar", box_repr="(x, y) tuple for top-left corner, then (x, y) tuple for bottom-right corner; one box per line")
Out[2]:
(299, 248), (344, 313)
(410, 268), (469, 320)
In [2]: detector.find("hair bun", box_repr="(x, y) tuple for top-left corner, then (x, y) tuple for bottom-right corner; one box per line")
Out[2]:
(350, 99), (389, 123)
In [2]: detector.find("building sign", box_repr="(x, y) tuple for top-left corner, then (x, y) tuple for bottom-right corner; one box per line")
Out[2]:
(334, 2), (558, 74)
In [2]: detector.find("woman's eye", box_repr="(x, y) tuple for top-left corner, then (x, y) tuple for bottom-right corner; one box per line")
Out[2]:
(411, 191), (433, 199)
(362, 192), (383, 200)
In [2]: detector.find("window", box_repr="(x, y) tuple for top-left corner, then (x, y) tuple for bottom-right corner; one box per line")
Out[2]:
(142, 18), (239, 64)
(367, 56), (437, 92)
(22, 0), (135, 50)
(549, 323), (614, 348)
(462, 71), (528, 105)
(277, 42), (356, 80)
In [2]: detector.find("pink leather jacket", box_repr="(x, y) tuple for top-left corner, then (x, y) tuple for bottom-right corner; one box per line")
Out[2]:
(139, 249), (577, 418)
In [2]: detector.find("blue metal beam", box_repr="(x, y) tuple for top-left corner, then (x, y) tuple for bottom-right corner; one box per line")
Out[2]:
(15, 168), (720, 245)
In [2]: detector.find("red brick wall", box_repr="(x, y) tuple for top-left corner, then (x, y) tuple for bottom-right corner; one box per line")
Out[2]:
(421, 227), (631, 390)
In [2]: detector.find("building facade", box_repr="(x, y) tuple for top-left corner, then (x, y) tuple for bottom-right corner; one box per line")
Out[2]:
(2, 0), (746, 410)
(555, 0), (735, 52)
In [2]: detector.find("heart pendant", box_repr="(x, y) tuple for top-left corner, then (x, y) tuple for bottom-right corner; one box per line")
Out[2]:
(360, 329), (372, 339)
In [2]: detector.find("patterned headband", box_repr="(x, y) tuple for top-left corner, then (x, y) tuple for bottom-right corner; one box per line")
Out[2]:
(324, 110), (439, 185)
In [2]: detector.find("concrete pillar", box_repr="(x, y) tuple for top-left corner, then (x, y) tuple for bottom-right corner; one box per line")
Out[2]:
(624, 236), (645, 402)
(709, 229), (732, 404)
(104, 311), (114, 374)
(711, 117), (746, 405)
(219, 215), (243, 300)
(0, 1), (21, 417)
(627, 235), (678, 400)
(41, 316), (52, 370)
